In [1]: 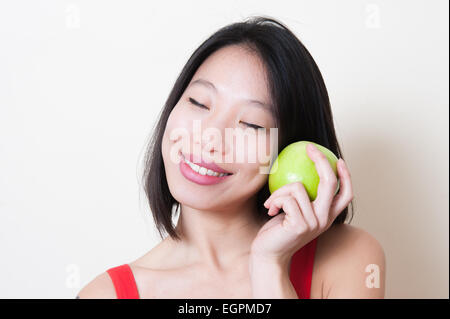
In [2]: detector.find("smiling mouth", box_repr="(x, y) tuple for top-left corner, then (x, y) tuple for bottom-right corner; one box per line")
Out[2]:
(179, 152), (233, 177)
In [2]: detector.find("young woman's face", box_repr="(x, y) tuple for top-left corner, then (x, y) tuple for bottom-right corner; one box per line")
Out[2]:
(161, 45), (277, 211)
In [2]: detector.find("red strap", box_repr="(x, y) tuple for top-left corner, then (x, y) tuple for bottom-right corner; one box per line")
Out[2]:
(289, 237), (318, 299)
(106, 264), (140, 299)
(106, 240), (316, 300)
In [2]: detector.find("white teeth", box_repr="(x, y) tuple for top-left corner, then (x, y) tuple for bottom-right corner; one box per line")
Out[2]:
(198, 167), (207, 175)
(188, 162), (200, 173)
(183, 156), (230, 177)
(206, 169), (216, 176)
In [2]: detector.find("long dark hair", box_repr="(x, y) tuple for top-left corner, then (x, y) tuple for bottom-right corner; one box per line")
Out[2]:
(141, 15), (354, 241)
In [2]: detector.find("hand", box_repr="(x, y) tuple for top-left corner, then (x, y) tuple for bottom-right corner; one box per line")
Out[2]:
(250, 143), (354, 266)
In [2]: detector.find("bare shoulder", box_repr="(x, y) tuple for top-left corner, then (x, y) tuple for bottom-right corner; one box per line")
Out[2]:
(76, 271), (117, 299)
(313, 223), (386, 298)
(318, 223), (385, 256)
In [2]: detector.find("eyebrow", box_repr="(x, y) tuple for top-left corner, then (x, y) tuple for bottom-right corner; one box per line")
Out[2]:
(188, 78), (274, 114)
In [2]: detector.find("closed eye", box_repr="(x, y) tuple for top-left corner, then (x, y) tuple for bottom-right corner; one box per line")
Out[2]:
(188, 97), (209, 109)
(241, 122), (264, 130)
(189, 97), (264, 130)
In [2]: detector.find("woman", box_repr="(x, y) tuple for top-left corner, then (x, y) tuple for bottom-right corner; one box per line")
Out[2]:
(77, 16), (385, 299)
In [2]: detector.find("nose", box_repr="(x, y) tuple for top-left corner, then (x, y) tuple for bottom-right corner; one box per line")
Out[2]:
(196, 127), (230, 163)
(202, 132), (225, 158)
(194, 114), (233, 163)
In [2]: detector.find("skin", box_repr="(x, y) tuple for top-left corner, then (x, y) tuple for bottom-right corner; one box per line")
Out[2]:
(77, 45), (385, 299)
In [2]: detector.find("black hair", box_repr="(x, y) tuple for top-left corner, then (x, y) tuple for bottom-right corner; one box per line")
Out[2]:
(141, 15), (354, 241)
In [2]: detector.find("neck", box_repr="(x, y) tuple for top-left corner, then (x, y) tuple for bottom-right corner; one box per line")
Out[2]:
(172, 199), (264, 274)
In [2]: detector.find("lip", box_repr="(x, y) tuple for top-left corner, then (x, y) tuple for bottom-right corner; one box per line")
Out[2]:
(182, 152), (233, 174)
(179, 152), (233, 186)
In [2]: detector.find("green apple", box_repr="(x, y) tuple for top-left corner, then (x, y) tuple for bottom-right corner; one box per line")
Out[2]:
(268, 141), (340, 201)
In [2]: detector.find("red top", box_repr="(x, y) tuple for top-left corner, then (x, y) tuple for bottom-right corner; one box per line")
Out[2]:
(106, 237), (318, 299)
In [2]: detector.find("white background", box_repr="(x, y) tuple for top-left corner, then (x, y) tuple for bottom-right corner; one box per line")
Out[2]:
(0, 0), (448, 298)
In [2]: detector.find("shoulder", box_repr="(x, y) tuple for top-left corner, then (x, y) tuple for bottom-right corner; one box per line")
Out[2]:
(314, 223), (386, 298)
(76, 271), (117, 299)
(318, 223), (385, 257)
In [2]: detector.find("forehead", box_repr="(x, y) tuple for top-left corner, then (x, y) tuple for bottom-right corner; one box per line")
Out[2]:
(189, 45), (272, 106)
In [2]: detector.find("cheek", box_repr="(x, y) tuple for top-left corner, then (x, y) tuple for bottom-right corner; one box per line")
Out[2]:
(162, 108), (189, 159)
(240, 140), (269, 175)
(234, 160), (269, 194)
(242, 132), (275, 176)
(166, 105), (185, 128)
(252, 132), (275, 165)
(165, 106), (191, 140)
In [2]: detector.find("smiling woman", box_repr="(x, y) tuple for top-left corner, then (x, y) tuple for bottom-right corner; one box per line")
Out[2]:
(77, 15), (385, 299)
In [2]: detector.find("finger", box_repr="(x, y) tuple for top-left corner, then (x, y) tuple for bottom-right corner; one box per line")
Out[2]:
(330, 159), (354, 219)
(264, 181), (300, 207)
(306, 143), (338, 213)
(264, 179), (310, 208)
(292, 184), (319, 230)
(268, 196), (305, 230)
(267, 195), (291, 216)
(265, 182), (318, 230)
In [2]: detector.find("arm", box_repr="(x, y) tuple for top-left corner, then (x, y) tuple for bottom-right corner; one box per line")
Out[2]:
(249, 224), (386, 299)
(249, 144), (356, 298)
(249, 256), (298, 299)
